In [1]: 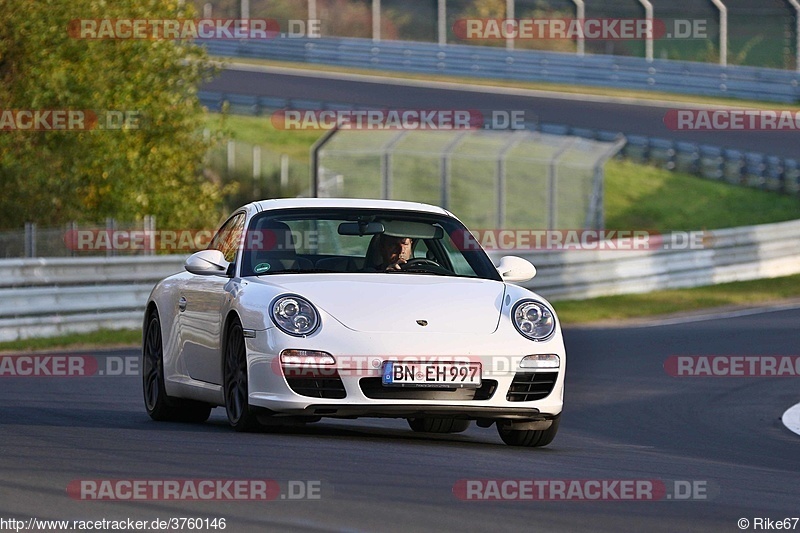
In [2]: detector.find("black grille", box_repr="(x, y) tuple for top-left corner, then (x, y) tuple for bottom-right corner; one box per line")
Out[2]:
(506, 372), (557, 402)
(359, 378), (497, 400)
(286, 377), (347, 399)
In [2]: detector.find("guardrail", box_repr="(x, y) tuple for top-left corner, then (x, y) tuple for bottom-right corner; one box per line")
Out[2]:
(0, 256), (185, 342)
(201, 37), (800, 104)
(2, 219), (799, 341)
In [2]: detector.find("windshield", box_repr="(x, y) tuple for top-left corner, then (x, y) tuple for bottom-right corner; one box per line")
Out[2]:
(240, 208), (501, 281)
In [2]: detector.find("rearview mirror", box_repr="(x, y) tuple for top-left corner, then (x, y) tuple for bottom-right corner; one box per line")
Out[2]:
(496, 256), (536, 283)
(185, 249), (230, 276)
(338, 221), (385, 236)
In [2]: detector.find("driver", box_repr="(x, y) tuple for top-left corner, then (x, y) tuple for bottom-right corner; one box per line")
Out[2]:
(377, 234), (413, 271)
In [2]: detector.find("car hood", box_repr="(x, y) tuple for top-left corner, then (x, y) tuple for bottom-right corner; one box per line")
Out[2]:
(252, 274), (506, 334)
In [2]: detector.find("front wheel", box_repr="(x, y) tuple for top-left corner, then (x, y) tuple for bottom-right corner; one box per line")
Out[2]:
(142, 310), (211, 423)
(223, 319), (261, 432)
(497, 415), (560, 447)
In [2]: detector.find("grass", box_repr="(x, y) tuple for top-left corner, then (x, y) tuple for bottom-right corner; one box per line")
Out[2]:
(553, 274), (800, 325)
(0, 329), (142, 353)
(604, 160), (800, 232)
(203, 113), (324, 160)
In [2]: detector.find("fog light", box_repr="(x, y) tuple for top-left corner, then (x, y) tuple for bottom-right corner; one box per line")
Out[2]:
(519, 354), (560, 369)
(280, 350), (335, 365)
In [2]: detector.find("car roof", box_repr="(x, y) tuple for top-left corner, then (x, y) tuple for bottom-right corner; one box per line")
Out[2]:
(252, 198), (452, 216)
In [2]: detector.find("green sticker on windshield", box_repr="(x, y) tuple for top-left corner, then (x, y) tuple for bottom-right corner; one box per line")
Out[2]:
(254, 262), (271, 273)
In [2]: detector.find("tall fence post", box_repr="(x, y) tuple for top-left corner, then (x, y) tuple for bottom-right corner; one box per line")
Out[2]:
(24, 222), (36, 258)
(280, 154), (289, 191)
(227, 140), (236, 175)
(372, 0), (381, 42)
(571, 0), (585, 57)
(252, 145), (262, 199)
(106, 218), (116, 258)
(787, 0), (800, 71)
(710, 0), (728, 67)
(506, 0), (515, 51)
(143, 215), (156, 256)
(438, 0), (447, 46)
(638, 0), (654, 62)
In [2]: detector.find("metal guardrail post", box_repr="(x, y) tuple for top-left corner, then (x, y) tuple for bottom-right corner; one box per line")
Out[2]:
(710, 0), (728, 67)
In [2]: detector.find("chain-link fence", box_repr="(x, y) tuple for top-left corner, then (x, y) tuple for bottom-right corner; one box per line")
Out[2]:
(205, 137), (307, 209)
(313, 128), (625, 230)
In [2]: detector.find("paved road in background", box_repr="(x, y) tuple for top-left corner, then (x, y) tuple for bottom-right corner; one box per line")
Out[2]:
(1, 307), (798, 532)
(205, 67), (800, 159)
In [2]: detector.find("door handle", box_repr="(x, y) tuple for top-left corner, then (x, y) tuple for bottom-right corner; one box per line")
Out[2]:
(178, 296), (187, 312)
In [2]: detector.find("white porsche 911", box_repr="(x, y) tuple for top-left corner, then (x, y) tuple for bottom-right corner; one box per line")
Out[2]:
(142, 198), (565, 447)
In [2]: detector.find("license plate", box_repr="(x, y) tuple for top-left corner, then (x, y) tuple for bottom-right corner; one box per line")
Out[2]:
(381, 361), (482, 388)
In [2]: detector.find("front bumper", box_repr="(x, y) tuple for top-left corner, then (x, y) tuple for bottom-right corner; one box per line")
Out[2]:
(244, 327), (565, 421)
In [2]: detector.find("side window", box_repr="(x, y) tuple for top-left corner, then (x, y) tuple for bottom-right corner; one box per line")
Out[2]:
(209, 213), (246, 263)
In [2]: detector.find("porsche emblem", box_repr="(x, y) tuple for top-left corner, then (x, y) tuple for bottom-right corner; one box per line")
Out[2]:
(416, 320), (428, 326)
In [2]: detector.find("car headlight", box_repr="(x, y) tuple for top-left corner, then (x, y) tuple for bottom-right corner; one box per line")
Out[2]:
(270, 295), (320, 337)
(511, 300), (556, 341)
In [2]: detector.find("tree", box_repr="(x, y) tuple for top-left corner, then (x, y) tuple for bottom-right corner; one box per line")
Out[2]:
(0, 0), (223, 229)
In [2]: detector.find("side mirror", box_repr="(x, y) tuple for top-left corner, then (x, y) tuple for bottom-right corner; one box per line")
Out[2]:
(496, 256), (536, 283)
(185, 249), (230, 276)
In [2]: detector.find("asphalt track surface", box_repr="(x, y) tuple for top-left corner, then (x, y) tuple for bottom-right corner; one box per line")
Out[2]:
(1, 307), (798, 532)
(206, 68), (800, 159)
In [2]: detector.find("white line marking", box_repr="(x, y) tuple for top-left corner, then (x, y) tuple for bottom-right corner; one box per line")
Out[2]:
(782, 402), (800, 437)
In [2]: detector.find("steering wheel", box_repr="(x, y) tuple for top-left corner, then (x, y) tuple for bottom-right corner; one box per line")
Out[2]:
(399, 258), (443, 271)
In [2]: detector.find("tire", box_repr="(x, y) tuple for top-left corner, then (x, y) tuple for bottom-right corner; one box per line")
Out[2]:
(407, 417), (471, 433)
(223, 319), (261, 432)
(497, 415), (560, 447)
(142, 310), (211, 423)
